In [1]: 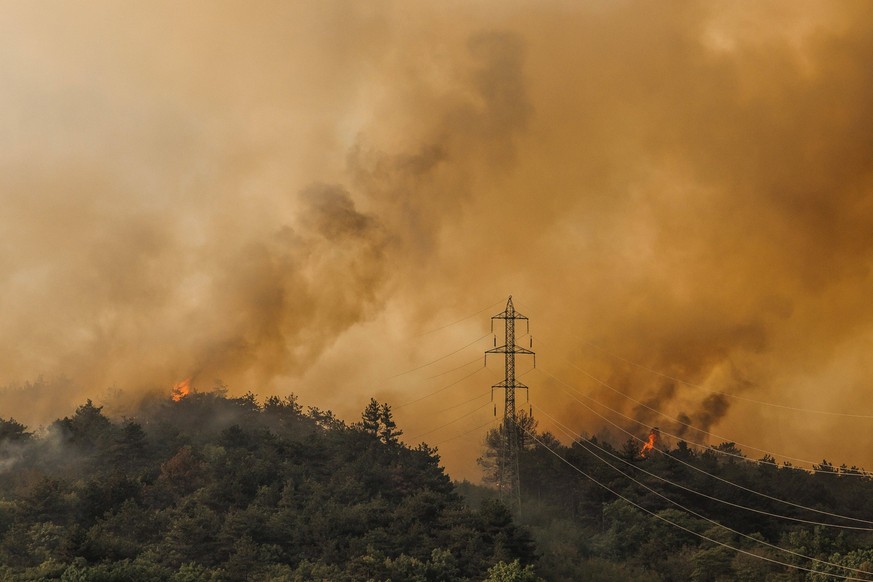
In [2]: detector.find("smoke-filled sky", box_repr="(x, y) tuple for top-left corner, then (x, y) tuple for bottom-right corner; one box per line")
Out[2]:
(2, 1), (873, 479)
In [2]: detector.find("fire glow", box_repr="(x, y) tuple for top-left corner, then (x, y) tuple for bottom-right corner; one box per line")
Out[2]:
(171, 378), (191, 402)
(640, 428), (659, 458)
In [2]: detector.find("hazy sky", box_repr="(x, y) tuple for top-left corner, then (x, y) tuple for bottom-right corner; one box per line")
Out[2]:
(2, 1), (873, 479)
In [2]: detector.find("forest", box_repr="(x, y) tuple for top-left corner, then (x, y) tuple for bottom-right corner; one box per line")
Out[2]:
(1, 389), (872, 581)
(0, 392), (535, 581)
(503, 413), (873, 581)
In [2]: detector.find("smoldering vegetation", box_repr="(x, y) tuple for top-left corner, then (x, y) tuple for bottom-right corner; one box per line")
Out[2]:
(4, 390), (873, 580)
(0, 391), (539, 580)
(2, 1), (873, 474)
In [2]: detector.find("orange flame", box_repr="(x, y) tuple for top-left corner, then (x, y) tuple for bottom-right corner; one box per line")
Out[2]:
(171, 378), (191, 402)
(640, 428), (659, 458)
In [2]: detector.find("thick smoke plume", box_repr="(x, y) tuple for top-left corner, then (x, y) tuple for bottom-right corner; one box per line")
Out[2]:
(2, 2), (873, 479)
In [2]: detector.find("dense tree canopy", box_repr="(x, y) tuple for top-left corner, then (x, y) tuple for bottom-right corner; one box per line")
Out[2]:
(5, 389), (873, 580)
(0, 391), (536, 581)
(479, 416), (873, 581)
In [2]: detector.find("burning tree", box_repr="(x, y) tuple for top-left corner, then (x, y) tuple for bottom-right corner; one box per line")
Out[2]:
(171, 378), (192, 402)
(640, 427), (660, 458)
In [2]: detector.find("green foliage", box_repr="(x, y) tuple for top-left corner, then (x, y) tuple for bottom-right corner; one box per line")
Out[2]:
(493, 420), (873, 581)
(359, 398), (403, 446)
(567, 557), (653, 582)
(478, 412), (538, 489)
(807, 548), (873, 581)
(0, 392), (538, 581)
(484, 559), (542, 582)
(0, 417), (31, 442)
(15, 385), (873, 580)
(362, 398), (381, 437)
(54, 400), (112, 451)
(379, 402), (403, 445)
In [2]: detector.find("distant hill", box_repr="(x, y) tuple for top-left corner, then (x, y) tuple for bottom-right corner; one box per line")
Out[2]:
(0, 391), (536, 581)
(5, 389), (871, 581)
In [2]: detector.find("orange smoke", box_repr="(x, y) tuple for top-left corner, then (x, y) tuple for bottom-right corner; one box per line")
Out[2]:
(171, 378), (191, 402)
(640, 427), (659, 458)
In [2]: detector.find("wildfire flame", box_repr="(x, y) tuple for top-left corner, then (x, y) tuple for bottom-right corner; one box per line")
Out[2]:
(171, 378), (191, 402)
(640, 427), (659, 458)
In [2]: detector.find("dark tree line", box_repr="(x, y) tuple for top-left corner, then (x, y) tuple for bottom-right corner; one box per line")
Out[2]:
(0, 392), (537, 581)
(472, 416), (873, 581)
(8, 388), (871, 581)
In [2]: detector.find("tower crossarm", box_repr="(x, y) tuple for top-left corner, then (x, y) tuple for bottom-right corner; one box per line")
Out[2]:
(489, 295), (529, 328)
(486, 345), (534, 355)
(485, 344), (535, 366)
(492, 380), (528, 389)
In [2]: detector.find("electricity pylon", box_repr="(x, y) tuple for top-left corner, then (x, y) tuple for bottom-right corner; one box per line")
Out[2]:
(485, 295), (535, 508)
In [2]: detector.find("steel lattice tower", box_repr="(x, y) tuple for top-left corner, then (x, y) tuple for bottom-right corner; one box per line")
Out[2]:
(485, 296), (535, 507)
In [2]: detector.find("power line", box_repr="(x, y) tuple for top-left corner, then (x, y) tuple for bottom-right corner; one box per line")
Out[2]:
(433, 390), (490, 415)
(535, 367), (873, 525)
(535, 366), (775, 466)
(388, 334), (489, 379)
(416, 299), (506, 337)
(532, 403), (873, 532)
(434, 417), (499, 446)
(534, 410), (873, 573)
(522, 428), (873, 581)
(396, 365), (488, 408)
(529, 334), (869, 473)
(424, 355), (482, 379)
(407, 400), (492, 441)
(582, 338), (873, 420)
(553, 360), (871, 474)
(515, 299), (873, 420)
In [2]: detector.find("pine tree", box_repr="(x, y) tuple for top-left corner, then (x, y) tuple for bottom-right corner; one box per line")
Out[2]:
(379, 402), (403, 445)
(361, 398), (381, 437)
